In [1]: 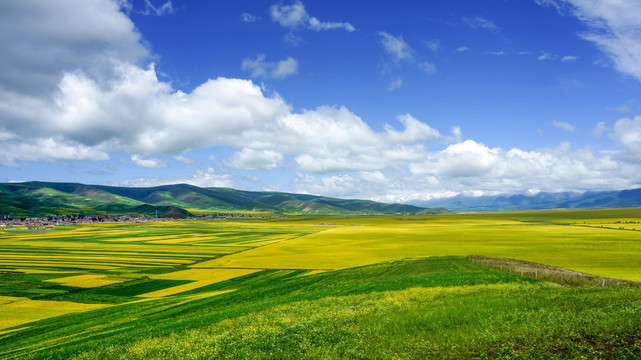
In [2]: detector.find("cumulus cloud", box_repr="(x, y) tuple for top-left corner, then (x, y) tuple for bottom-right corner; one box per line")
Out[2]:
(405, 140), (631, 195)
(270, 1), (355, 32)
(552, 121), (576, 131)
(540, 0), (641, 81)
(130, 154), (166, 168)
(121, 167), (233, 188)
(242, 54), (298, 79)
(0, 0), (148, 98)
(0, 138), (109, 166)
(0, 1), (456, 176)
(3, 0), (641, 200)
(294, 138), (640, 201)
(226, 149), (283, 170)
(611, 116), (641, 161)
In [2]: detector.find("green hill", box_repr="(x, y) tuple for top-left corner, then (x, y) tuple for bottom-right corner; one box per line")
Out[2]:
(0, 182), (446, 217)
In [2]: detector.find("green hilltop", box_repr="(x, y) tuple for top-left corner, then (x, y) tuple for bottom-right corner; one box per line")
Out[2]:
(0, 181), (447, 217)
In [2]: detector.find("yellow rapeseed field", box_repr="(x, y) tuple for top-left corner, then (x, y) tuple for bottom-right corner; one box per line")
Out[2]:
(45, 274), (122, 288)
(0, 296), (108, 330)
(139, 268), (260, 297)
(197, 215), (641, 280)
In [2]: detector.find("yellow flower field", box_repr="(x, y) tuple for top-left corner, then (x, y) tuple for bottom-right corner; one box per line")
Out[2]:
(45, 274), (122, 288)
(0, 296), (108, 330)
(139, 268), (260, 297)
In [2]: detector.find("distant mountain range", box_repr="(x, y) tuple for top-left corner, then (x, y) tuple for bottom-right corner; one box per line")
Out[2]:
(407, 188), (641, 212)
(0, 182), (447, 217)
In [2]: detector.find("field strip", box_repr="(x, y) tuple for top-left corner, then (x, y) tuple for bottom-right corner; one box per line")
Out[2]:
(45, 274), (123, 288)
(0, 326), (28, 337)
(139, 269), (260, 298)
(192, 228), (336, 269)
(0, 296), (109, 331)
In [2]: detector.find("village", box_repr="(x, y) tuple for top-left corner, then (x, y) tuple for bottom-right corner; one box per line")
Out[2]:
(0, 213), (260, 230)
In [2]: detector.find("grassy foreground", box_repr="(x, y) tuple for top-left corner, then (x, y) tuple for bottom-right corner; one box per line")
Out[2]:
(1, 209), (641, 358)
(1, 257), (639, 359)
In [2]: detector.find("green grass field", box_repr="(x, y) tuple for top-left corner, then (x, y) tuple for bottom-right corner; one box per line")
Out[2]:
(1, 208), (641, 358)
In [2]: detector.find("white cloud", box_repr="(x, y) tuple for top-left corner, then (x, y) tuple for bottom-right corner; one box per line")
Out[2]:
(378, 32), (436, 75)
(462, 16), (501, 32)
(270, 1), (355, 32)
(552, 121), (575, 131)
(294, 138), (641, 201)
(612, 116), (641, 161)
(387, 78), (403, 91)
(284, 32), (303, 46)
(293, 171), (391, 198)
(378, 32), (414, 63)
(121, 167), (233, 188)
(141, 0), (173, 16)
(592, 121), (608, 138)
(0, 138), (109, 166)
(4, 1), (641, 200)
(543, 0), (641, 81)
(420, 62), (437, 74)
(425, 39), (440, 53)
(226, 148), (283, 170)
(561, 55), (579, 62)
(270, 106), (460, 173)
(609, 104), (631, 113)
(0, 0), (148, 98)
(488, 51), (505, 56)
(242, 54), (298, 79)
(174, 155), (194, 164)
(273, 57), (299, 79)
(538, 52), (556, 60)
(455, 46), (471, 53)
(241, 12), (259, 23)
(131, 154), (166, 168)
(405, 139), (633, 194)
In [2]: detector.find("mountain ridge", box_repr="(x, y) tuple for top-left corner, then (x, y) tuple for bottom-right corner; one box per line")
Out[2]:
(407, 188), (641, 212)
(0, 181), (447, 217)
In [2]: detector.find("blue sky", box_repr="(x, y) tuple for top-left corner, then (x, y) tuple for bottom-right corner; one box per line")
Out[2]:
(1, 0), (641, 202)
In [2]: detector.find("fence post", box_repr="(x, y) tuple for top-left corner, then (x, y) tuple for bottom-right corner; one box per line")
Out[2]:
(602, 279), (605, 287)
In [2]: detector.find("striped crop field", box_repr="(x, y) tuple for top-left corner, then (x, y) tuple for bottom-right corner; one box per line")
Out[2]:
(140, 269), (260, 297)
(1, 209), (641, 359)
(45, 275), (123, 288)
(0, 296), (108, 331)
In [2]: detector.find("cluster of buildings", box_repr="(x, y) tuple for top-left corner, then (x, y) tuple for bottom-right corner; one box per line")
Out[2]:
(0, 213), (260, 230)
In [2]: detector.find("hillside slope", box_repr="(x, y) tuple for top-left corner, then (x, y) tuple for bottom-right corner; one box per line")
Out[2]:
(410, 188), (641, 212)
(0, 182), (446, 217)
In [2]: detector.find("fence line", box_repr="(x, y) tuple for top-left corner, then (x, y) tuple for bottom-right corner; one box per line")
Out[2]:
(467, 255), (640, 287)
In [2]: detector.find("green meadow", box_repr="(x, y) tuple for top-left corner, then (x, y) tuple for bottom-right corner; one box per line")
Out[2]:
(1, 208), (641, 359)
